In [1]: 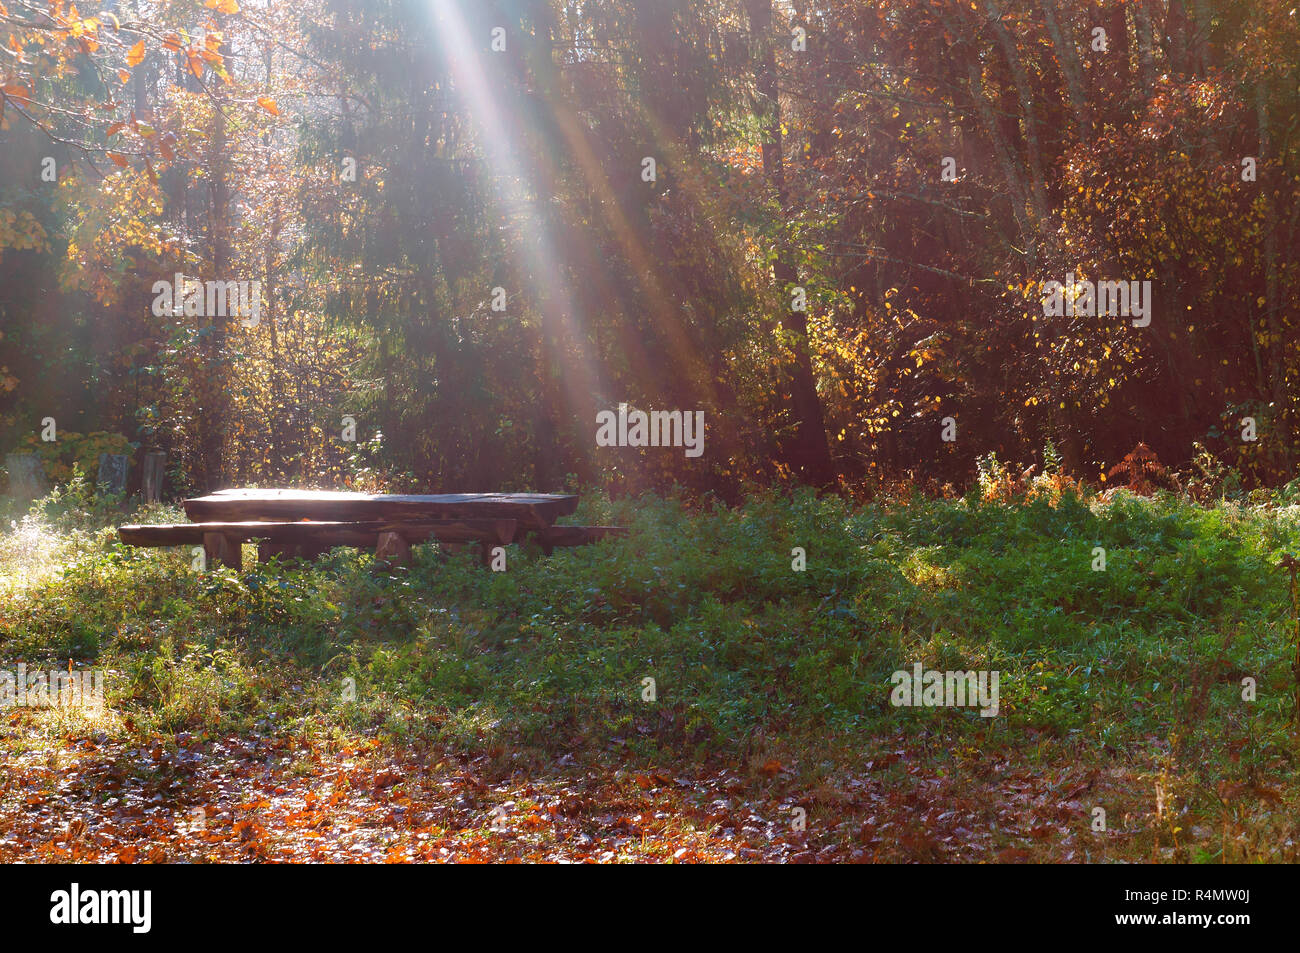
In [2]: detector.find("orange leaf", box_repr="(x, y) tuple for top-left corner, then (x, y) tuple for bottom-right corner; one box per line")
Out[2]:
(107, 153), (128, 168)
(162, 32), (181, 52)
(117, 69), (130, 82)
(219, 0), (240, 12)
(187, 53), (204, 78)
(257, 96), (279, 116)
(106, 121), (125, 136)
(126, 39), (144, 66)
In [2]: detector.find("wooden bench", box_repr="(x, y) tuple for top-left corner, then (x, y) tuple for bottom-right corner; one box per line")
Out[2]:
(117, 490), (628, 569)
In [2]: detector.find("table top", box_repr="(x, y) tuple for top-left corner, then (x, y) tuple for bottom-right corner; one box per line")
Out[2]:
(184, 489), (579, 529)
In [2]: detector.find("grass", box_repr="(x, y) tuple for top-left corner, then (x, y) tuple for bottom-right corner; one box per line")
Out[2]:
(2, 480), (1300, 862)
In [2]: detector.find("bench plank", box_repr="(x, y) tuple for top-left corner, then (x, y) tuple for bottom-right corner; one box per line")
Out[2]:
(119, 518), (628, 569)
(119, 519), (517, 548)
(184, 491), (577, 530)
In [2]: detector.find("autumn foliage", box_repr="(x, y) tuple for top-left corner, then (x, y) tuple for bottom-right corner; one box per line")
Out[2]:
(0, 0), (1297, 497)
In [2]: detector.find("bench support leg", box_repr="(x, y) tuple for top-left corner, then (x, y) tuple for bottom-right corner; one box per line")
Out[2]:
(375, 531), (410, 567)
(257, 542), (298, 564)
(203, 532), (242, 570)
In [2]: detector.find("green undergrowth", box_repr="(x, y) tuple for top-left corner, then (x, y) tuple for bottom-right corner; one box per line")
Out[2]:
(2, 486), (1299, 816)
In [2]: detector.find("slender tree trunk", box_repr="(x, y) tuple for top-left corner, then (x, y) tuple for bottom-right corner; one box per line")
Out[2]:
(746, 0), (835, 488)
(201, 68), (232, 492)
(261, 35), (288, 480)
(987, 14), (1050, 234)
(1257, 80), (1286, 461)
(265, 197), (286, 477)
(1039, 0), (1089, 133)
(964, 56), (1037, 265)
(1134, 0), (1156, 90)
(1192, 0), (1216, 75)
(1107, 4), (1129, 95)
(1167, 0), (1191, 77)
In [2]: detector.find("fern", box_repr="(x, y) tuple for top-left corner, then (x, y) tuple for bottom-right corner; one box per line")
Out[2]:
(1108, 442), (1173, 496)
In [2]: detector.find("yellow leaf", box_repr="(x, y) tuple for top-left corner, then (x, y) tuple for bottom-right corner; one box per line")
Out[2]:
(257, 96), (279, 116)
(127, 39), (144, 67)
(219, 0), (240, 12)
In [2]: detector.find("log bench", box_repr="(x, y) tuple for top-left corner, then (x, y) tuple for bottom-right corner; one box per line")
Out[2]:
(117, 490), (629, 569)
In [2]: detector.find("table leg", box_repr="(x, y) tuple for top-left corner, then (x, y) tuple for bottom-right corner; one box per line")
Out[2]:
(375, 531), (411, 567)
(203, 532), (242, 570)
(257, 542), (297, 564)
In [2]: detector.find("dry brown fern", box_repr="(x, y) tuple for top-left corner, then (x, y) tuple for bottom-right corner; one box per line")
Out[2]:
(1107, 442), (1177, 496)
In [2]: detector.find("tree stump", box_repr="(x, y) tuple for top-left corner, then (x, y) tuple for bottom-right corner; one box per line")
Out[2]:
(141, 451), (166, 502)
(97, 453), (129, 496)
(5, 453), (48, 500)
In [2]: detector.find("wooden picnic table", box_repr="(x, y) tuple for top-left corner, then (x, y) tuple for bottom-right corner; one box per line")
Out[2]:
(118, 489), (626, 569)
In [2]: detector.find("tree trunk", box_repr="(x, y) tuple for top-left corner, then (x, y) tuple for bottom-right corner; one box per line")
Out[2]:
(1134, 0), (1156, 90)
(142, 451), (167, 503)
(745, 0), (835, 488)
(5, 454), (47, 500)
(96, 454), (129, 495)
(199, 26), (232, 492)
(1256, 80), (1287, 461)
(964, 56), (1037, 265)
(1039, 0), (1089, 133)
(988, 15), (1050, 235)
